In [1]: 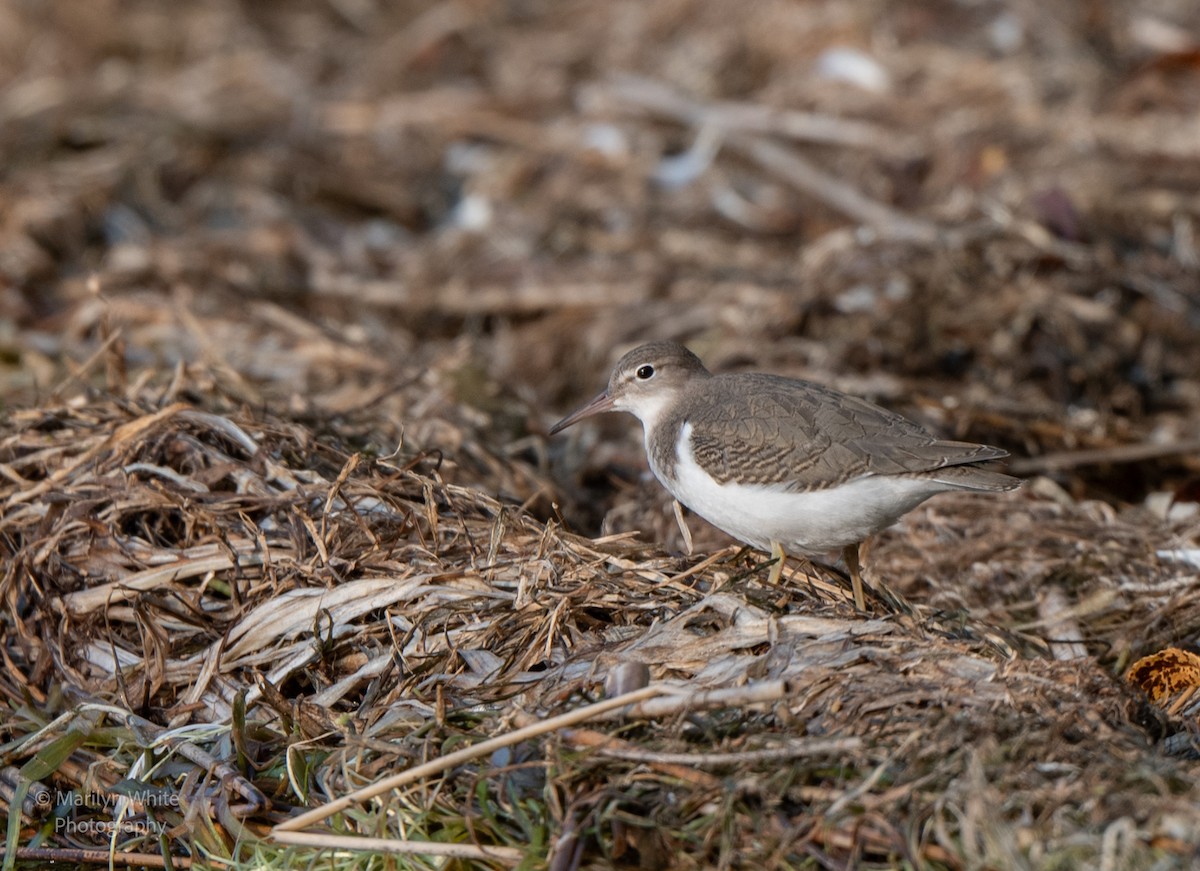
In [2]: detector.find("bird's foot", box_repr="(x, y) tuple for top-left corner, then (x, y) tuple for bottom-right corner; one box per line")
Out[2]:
(766, 540), (786, 587)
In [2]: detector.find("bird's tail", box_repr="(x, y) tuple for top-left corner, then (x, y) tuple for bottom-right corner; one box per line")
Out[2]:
(927, 464), (1022, 492)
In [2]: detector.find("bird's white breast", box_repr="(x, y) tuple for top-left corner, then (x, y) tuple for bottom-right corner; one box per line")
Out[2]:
(649, 422), (952, 554)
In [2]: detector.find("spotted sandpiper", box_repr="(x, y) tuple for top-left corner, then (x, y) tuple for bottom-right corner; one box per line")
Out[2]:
(550, 341), (1019, 609)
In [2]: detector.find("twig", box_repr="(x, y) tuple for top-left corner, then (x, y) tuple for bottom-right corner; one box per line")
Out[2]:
(0, 768), (51, 818)
(270, 831), (524, 863)
(49, 328), (125, 401)
(591, 736), (862, 766)
(731, 136), (940, 242)
(671, 499), (694, 555)
(661, 546), (739, 587)
(594, 678), (797, 720)
(0, 847), (201, 869)
(1008, 439), (1200, 475)
(311, 276), (650, 313)
(603, 74), (920, 156)
(272, 684), (663, 833)
(827, 730), (920, 817)
(511, 712), (720, 788)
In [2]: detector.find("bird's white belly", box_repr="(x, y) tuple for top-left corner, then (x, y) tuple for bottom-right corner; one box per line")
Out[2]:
(651, 423), (949, 554)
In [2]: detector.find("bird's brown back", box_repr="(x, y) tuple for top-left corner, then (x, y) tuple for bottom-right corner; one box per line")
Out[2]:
(651, 373), (1016, 492)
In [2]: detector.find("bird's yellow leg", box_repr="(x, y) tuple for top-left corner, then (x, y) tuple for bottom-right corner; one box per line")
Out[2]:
(842, 542), (866, 611)
(767, 540), (786, 586)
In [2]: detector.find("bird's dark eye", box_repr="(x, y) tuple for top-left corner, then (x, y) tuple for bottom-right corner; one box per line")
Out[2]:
(636, 365), (655, 380)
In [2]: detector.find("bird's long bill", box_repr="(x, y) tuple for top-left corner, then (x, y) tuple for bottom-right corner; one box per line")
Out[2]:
(549, 391), (615, 434)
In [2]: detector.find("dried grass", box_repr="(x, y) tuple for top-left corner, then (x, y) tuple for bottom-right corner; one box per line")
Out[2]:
(2, 0), (1200, 868)
(1, 373), (1196, 868)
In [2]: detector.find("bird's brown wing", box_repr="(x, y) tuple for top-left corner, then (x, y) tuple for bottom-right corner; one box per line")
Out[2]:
(683, 373), (1010, 491)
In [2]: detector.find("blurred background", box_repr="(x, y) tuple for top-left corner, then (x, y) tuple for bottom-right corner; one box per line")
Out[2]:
(2, 0), (1199, 539)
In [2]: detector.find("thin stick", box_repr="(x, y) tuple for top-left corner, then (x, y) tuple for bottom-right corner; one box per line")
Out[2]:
(826, 730), (920, 817)
(593, 678), (795, 721)
(732, 136), (940, 242)
(510, 711), (720, 788)
(662, 546), (739, 585)
(1008, 439), (1200, 474)
(272, 684), (663, 833)
(591, 736), (862, 766)
(604, 74), (917, 155)
(270, 831), (524, 863)
(50, 328), (125, 401)
(671, 499), (694, 554)
(0, 847), (202, 869)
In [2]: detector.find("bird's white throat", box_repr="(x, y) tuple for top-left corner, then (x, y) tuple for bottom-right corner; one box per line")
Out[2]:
(619, 388), (680, 434)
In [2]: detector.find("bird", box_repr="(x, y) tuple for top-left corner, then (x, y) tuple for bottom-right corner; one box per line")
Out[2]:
(549, 341), (1019, 609)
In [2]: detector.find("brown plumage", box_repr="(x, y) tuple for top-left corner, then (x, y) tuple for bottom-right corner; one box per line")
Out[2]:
(657, 372), (1015, 491)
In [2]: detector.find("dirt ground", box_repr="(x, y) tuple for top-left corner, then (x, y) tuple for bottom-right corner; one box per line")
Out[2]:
(2, 1), (1200, 868)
